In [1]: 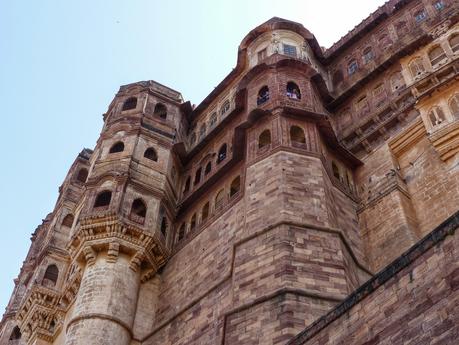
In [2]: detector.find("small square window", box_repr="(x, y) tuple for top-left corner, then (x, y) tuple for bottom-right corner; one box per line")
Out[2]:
(434, 1), (444, 10)
(257, 48), (267, 62)
(283, 44), (297, 57)
(414, 9), (427, 23)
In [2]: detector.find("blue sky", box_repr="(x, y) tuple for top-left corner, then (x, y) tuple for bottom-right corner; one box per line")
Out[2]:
(0, 0), (384, 313)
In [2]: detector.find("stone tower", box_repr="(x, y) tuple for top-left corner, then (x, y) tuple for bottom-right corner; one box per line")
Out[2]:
(2, 2), (459, 344)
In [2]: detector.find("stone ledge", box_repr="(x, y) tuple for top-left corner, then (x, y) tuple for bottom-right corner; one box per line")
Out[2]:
(287, 209), (459, 345)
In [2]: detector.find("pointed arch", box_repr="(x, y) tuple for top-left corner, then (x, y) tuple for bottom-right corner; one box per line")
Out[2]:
(130, 198), (147, 223)
(43, 264), (59, 287)
(290, 126), (306, 145)
(76, 168), (88, 183)
(202, 202), (210, 222)
(230, 176), (241, 198)
(94, 190), (112, 208)
(286, 82), (301, 99)
(154, 103), (167, 119)
(258, 129), (271, 149)
(257, 86), (270, 105)
(177, 223), (186, 242)
(144, 147), (158, 161)
(9, 326), (21, 340)
(62, 214), (74, 228)
(205, 161), (212, 175)
(190, 213), (197, 231)
(183, 176), (191, 195)
(194, 167), (202, 185)
(159, 206), (168, 237)
(109, 141), (124, 154)
(215, 189), (225, 210)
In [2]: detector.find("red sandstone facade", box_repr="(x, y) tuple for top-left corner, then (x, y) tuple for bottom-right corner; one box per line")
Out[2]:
(1, 1), (459, 344)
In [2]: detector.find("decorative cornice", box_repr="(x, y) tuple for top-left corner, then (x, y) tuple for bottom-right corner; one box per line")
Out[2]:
(429, 120), (459, 161)
(389, 118), (426, 157)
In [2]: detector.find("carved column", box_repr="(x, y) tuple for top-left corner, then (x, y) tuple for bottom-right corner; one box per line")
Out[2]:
(65, 213), (169, 345)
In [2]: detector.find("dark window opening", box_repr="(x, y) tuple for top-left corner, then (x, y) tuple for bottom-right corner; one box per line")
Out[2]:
(258, 130), (271, 149)
(94, 191), (112, 208)
(109, 142), (124, 154)
(217, 144), (227, 164)
(202, 202), (209, 222)
(62, 214), (74, 228)
(205, 162), (212, 175)
(122, 97), (137, 111)
(434, 1), (444, 10)
(154, 103), (167, 119)
(257, 86), (270, 105)
(290, 126), (306, 144)
(286, 82), (301, 99)
(144, 147), (158, 161)
(76, 168), (88, 183)
(131, 198), (147, 220)
(160, 216), (168, 237)
(183, 177), (191, 194)
(177, 223), (185, 241)
(215, 189), (225, 209)
(190, 214), (196, 231)
(230, 176), (241, 197)
(194, 167), (202, 185)
(43, 264), (59, 287)
(9, 326), (21, 340)
(332, 162), (341, 180)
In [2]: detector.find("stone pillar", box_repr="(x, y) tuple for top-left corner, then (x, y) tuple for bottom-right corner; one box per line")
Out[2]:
(65, 253), (140, 345)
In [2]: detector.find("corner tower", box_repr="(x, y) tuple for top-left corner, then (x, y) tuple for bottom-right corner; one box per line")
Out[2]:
(64, 81), (186, 345)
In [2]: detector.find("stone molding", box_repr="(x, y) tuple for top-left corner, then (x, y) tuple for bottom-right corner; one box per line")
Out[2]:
(429, 119), (459, 161)
(67, 213), (170, 281)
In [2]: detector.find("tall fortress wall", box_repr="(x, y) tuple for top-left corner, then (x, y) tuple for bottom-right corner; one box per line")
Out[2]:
(1, 1), (459, 344)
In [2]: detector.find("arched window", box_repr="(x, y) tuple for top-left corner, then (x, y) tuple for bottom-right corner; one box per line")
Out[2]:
(62, 214), (74, 228)
(257, 86), (270, 105)
(154, 103), (167, 119)
(43, 264), (59, 287)
(109, 141), (124, 154)
(428, 106), (446, 127)
(428, 46), (446, 66)
(348, 59), (358, 75)
(177, 223), (185, 242)
(220, 100), (231, 116)
(230, 176), (241, 197)
(290, 126), (306, 145)
(122, 97), (137, 111)
(205, 162), (212, 175)
(217, 144), (227, 164)
(190, 213), (196, 231)
(210, 112), (218, 127)
(159, 206), (168, 236)
(390, 71), (405, 91)
(449, 34), (459, 53)
(190, 132), (197, 146)
(449, 94), (459, 118)
(215, 189), (225, 210)
(199, 123), (206, 138)
(144, 147), (158, 161)
(9, 326), (21, 340)
(194, 167), (202, 185)
(94, 191), (112, 208)
(76, 168), (88, 183)
(130, 198), (147, 223)
(286, 82), (301, 99)
(434, 0), (444, 11)
(333, 70), (343, 85)
(202, 202), (209, 222)
(183, 176), (191, 194)
(258, 130), (271, 149)
(332, 161), (340, 180)
(409, 58), (425, 78)
(363, 47), (374, 63)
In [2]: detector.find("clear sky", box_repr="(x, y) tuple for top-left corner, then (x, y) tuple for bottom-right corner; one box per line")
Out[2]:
(0, 0), (385, 313)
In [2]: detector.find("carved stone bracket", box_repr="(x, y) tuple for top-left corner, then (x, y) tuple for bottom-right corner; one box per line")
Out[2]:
(16, 285), (64, 344)
(67, 213), (170, 282)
